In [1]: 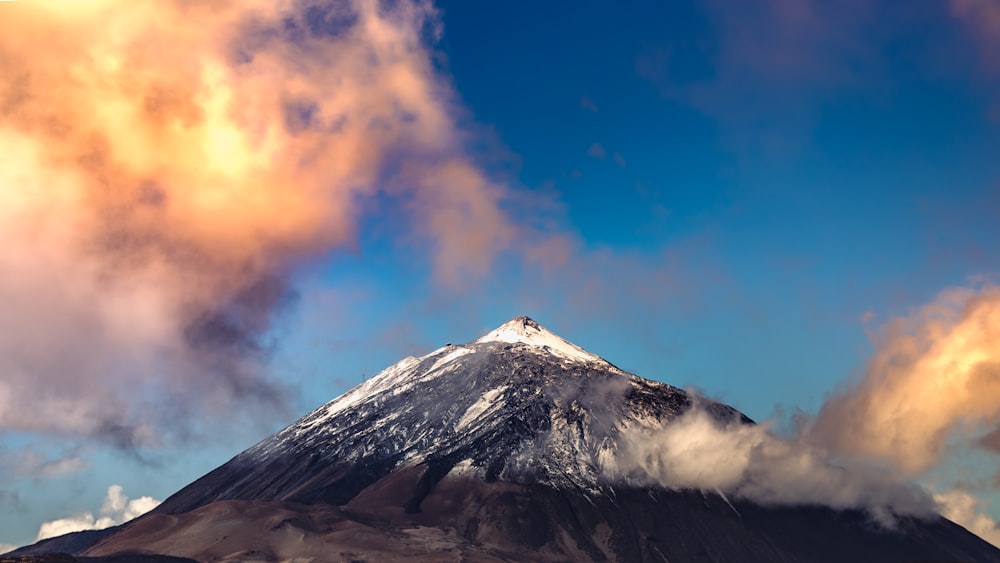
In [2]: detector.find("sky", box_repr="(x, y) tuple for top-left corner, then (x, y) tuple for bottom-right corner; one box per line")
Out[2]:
(2, 0), (1000, 550)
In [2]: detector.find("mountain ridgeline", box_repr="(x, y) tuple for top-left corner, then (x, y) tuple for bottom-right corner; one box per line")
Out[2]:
(12, 317), (1000, 562)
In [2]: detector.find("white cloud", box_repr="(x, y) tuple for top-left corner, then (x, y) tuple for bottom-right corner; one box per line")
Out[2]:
(934, 489), (1000, 547)
(0, 542), (17, 554)
(36, 514), (107, 542)
(35, 484), (160, 542)
(605, 406), (935, 524)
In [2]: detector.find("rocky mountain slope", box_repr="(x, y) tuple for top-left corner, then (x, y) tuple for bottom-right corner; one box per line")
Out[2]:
(13, 317), (1000, 562)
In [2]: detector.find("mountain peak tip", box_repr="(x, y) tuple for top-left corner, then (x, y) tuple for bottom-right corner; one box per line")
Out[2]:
(485, 316), (549, 339)
(504, 315), (541, 329)
(475, 316), (603, 363)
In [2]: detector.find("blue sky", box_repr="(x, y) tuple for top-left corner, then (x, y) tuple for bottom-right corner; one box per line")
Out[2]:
(2, 0), (1000, 549)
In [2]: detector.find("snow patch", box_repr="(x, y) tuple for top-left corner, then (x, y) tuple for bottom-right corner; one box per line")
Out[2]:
(447, 458), (479, 477)
(414, 346), (474, 383)
(456, 386), (508, 430)
(300, 355), (422, 429)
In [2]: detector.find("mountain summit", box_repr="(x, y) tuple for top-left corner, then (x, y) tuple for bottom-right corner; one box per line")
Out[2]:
(15, 317), (1000, 562)
(475, 316), (604, 363)
(151, 316), (736, 514)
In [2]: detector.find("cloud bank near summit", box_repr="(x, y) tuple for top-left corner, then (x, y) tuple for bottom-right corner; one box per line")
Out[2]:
(604, 403), (935, 524)
(599, 283), (1000, 536)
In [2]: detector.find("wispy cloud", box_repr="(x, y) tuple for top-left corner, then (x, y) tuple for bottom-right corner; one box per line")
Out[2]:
(586, 143), (607, 159)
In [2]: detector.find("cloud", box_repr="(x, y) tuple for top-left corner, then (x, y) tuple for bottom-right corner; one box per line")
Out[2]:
(813, 284), (1000, 474)
(0, 0), (551, 448)
(580, 96), (599, 112)
(35, 484), (160, 542)
(605, 403), (934, 524)
(0, 447), (89, 478)
(0, 543), (16, 555)
(934, 488), (1000, 547)
(582, 280), (1000, 534)
(586, 143), (607, 159)
(612, 152), (627, 168)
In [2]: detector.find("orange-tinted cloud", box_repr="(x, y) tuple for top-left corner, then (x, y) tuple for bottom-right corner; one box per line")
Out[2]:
(813, 284), (1000, 474)
(0, 0), (536, 446)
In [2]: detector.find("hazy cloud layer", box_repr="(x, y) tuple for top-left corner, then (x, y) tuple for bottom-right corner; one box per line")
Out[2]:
(35, 484), (159, 541)
(813, 284), (1000, 474)
(0, 0), (551, 448)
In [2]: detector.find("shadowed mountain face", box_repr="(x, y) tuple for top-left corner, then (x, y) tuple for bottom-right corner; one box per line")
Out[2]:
(17, 317), (1000, 562)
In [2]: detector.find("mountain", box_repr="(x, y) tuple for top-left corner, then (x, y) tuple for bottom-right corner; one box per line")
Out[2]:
(13, 316), (1000, 562)
(152, 316), (749, 514)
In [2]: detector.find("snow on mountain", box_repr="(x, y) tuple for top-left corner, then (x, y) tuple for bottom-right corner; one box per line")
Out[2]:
(475, 316), (609, 365)
(154, 316), (738, 514)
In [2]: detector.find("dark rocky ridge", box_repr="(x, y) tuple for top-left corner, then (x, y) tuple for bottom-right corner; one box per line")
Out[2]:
(17, 317), (1000, 561)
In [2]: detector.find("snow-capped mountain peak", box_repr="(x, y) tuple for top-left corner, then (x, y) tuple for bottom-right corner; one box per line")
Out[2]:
(476, 316), (603, 364)
(157, 315), (734, 513)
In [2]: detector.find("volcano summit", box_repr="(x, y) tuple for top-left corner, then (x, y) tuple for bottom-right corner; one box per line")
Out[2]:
(12, 317), (1000, 562)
